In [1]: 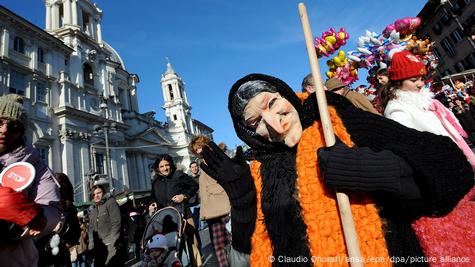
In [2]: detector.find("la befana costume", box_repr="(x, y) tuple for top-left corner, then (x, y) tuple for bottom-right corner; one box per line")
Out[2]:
(201, 74), (473, 267)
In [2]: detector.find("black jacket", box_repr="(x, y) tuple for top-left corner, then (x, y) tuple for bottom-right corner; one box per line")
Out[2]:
(151, 170), (198, 218)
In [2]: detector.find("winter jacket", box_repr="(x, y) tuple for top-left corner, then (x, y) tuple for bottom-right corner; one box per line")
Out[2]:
(385, 90), (456, 139)
(385, 90), (475, 171)
(151, 170), (198, 218)
(0, 145), (61, 267)
(198, 169), (231, 220)
(187, 172), (201, 207)
(88, 195), (122, 266)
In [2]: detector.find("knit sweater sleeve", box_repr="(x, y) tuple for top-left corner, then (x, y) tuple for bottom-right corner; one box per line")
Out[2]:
(334, 100), (474, 216)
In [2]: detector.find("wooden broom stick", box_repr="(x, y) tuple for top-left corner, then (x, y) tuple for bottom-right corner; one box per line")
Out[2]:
(298, 3), (363, 266)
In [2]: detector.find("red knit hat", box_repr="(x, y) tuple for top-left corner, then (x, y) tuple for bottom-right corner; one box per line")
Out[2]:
(388, 50), (427, 81)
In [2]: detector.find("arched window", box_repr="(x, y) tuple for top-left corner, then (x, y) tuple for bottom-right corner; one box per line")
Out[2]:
(13, 37), (25, 54)
(83, 63), (94, 86)
(168, 84), (174, 100)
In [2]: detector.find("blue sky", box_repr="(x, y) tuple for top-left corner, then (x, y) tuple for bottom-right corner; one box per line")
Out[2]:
(2, 0), (427, 148)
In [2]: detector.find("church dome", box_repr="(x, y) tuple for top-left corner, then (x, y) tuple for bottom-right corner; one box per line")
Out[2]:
(103, 41), (126, 70)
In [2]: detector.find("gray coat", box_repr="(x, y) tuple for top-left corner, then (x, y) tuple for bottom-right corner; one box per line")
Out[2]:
(88, 195), (122, 265)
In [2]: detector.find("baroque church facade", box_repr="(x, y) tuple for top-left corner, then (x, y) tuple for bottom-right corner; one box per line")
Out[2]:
(0, 1), (213, 203)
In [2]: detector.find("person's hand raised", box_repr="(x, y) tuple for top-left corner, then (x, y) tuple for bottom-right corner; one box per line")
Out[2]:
(200, 142), (254, 201)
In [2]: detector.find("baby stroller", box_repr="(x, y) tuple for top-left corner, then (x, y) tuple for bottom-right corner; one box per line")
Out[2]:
(142, 206), (193, 267)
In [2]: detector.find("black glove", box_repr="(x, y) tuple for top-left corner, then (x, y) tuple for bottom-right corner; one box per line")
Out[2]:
(200, 142), (256, 212)
(317, 141), (421, 199)
(233, 145), (245, 165)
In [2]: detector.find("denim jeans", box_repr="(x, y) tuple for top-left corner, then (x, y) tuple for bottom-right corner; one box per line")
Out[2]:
(72, 253), (94, 267)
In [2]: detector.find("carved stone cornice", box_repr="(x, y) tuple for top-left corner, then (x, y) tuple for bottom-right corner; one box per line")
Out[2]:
(59, 129), (91, 142)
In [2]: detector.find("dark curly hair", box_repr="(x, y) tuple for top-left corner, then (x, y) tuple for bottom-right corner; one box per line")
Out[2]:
(152, 154), (176, 176)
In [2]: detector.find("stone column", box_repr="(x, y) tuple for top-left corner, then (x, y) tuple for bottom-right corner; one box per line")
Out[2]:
(110, 147), (118, 187)
(1, 29), (9, 57)
(31, 45), (38, 71)
(120, 150), (130, 189)
(122, 86), (130, 111)
(96, 17), (102, 43)
(60, 130), (75, 180)
(71, 0), (78, 25)
(52, 4), (60, 30)
(136, 153), (144, 189)
(88, 19), (94, 38)
(80, 140), (90, 202)
(142, 155), (151, 190)
(46, 4), (52, 30)
(63, 0), (71, 25)
(129, 152), (138, 190)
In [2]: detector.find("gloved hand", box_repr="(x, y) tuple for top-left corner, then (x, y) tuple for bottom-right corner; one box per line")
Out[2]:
(317, 141), (421, 199)
(0, 187), (42, 226)
(201, 142), (256, 252)
(233, 145), (245, 165)
(200, 142), (255, 208)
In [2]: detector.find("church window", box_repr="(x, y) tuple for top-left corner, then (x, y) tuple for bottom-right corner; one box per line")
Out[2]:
(83, 63), (94, 86)
(82, 11), (90, 34)
(37, 82), (47, 102)
(168, 84), (174, 100)
(59, 4), (64, 27)
(9, 70), (26, 96)
(13, 37), (25, 54)
(95, 153), (105, 174)
(179, 85), (183, 98)
(173, 114), (177, 121)
(37, 47), (45, 63)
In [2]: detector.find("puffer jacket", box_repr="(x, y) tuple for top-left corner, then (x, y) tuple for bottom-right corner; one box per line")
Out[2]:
(0, 145), (61, 267)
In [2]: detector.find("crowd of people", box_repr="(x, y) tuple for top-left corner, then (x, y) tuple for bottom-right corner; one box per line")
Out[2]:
(0, 48), (473, 267)
(0, 92), (235, 267)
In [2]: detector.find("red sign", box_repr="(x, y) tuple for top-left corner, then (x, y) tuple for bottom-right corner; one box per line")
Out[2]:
(0, 162), (36, 191)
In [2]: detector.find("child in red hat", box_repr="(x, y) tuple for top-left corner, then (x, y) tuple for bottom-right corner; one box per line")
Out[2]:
(383, 50), (475, 266)
(383, 50), (475, 170)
